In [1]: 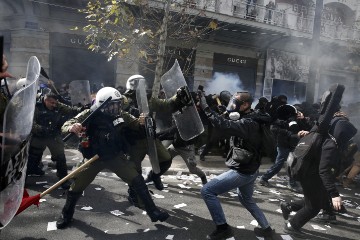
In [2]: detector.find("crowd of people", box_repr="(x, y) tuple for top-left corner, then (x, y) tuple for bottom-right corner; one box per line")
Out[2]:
(1, 52), (359, 239)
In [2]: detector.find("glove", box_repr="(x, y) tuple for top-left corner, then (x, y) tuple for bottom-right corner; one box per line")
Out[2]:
(217, 105), (226, 113)
(80, 104), (91, 111)
(198, 91), (209, 110)
(176, 86), (192, 107)
(198, 91), (213, 117)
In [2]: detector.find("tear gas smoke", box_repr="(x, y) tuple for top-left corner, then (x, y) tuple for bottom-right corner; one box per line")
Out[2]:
(204, 72), (245, 95)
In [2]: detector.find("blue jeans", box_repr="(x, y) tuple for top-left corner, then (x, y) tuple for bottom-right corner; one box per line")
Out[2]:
(201, 169), (270, 228)
(262, 146), (290, 181)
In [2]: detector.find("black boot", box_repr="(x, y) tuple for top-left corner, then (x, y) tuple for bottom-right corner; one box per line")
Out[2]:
(145, 170), (164, 190)
(127, 186), (144, 209)
(132, 175), (169, 222)
(27, 148), (45, 176)
(56, 191), (82, 229)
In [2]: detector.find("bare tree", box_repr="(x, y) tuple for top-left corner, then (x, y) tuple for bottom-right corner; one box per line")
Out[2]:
(77, 0), (219, 97)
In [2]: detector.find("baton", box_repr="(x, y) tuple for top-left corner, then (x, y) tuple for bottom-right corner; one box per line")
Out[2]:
(62, 96), (112, 142)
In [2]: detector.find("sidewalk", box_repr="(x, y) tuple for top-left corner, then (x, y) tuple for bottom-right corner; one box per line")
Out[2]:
(45, 148), (278, 176)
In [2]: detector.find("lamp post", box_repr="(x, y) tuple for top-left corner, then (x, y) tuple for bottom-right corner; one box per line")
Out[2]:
(306, 0), (324, 103)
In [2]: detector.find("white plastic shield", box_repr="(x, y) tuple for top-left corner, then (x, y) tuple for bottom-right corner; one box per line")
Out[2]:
(136, 78), (160, 174)
(69, 80), (92, 106)
(0, 56), (40, 229)
(160, 60), (204, 141)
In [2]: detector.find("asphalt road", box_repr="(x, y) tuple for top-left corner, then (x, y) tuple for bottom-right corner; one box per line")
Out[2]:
(1, 149), (360, 240)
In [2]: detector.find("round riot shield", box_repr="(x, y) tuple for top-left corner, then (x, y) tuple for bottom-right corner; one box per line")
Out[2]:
(0, 56), (40, 229)
(69, 80), (92, 106)
(160, 60), (204, 141)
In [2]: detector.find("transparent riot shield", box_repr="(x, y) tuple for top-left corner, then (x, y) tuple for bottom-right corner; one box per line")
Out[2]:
(160, 60), (204, 141)
(69, 80), (92, 106)
(136, 78), (160, 174)
(0, 56), (40, 229)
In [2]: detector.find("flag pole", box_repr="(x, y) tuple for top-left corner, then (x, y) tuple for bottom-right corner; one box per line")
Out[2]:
(40, 154), (99, 197)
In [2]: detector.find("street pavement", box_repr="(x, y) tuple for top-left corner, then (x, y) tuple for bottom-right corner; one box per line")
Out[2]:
(1, 148), (360, 240)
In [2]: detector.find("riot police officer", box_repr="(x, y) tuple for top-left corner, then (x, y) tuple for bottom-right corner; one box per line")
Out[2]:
(56, 87), (169, 229)
(124, 75), (192, 208)
(26, 92), (81, 189)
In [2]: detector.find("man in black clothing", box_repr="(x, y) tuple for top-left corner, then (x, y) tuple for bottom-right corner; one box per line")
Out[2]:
(198, 91), (275, 240)
(281, 111), (357, 238)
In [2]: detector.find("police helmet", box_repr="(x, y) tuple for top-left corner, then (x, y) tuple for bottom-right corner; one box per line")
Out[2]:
(16, 78), (27, 90)
(94, 87), (123, 116)
(126, 75), (145, 91)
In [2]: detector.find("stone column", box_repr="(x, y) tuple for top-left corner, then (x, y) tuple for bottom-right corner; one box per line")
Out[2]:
(193, 50), (213, 90)
(115, 58), (139, 88)
(9, 29), (49, 78)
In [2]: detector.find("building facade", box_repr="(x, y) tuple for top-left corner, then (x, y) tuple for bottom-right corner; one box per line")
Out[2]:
(1, 0), (360, 104)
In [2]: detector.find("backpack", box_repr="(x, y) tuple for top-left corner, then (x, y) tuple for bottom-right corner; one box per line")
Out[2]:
(287, 131), (324, 180)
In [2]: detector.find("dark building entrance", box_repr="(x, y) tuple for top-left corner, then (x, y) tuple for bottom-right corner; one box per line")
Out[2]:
(272, 79), (307, 104)
(213, 53), (257, 95)
(50, 33), (115, 93)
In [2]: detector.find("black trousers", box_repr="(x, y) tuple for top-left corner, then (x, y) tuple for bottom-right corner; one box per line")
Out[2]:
(289, 175), (328, 229)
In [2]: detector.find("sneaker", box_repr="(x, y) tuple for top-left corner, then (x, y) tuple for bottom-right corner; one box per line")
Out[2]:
(201, 176), (208, 185)
(259, 178), (270, 187)
(288, 185), (303, 194)
(315, 213), (337, 224)
(206, 225), (234, 240)
(284, 223), (306, 238)
(254, 226), (275, 238)
(280, 202), (291, 220)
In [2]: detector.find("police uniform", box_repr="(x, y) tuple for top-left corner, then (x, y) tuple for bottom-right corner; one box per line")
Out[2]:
(123, 94), (181, 175)
(27, 97), (80, 178)
(56, 107), (169, 229)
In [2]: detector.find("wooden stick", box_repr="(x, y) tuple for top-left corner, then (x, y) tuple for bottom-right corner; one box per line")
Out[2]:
(215, 97), (221, 106)
(40, 154), (99, 197)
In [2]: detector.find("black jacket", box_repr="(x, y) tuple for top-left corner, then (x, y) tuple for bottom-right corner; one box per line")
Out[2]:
(207, 109), (271, 174)
(303, 117), (357, 198)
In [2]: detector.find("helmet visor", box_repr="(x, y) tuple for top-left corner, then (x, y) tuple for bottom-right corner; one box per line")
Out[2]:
(103, 100), (122, 116)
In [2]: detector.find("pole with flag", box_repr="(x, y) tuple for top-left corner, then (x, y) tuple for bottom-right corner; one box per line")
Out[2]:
(15, 154), (99, 216)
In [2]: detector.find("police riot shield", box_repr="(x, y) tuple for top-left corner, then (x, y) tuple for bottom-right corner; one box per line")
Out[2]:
(136, 78), (160, 174)
(160, 60), (204, 141)
(0, 56), (40, 229)
(69, 80), (92, 106)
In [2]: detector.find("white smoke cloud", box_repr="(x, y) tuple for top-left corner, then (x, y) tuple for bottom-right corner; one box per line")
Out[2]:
(204, 72), (245, 95)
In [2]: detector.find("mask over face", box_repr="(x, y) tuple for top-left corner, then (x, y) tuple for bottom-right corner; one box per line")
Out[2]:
(226, 92), (252, 113)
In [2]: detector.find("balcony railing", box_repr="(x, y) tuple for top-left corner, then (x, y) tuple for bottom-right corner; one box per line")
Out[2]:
(194, 0), (360, 43)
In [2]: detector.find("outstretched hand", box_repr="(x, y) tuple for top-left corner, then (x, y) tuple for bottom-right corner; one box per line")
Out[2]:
(197, 91), (209, 111)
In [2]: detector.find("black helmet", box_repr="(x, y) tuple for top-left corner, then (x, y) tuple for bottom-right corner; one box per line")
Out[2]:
(276, 104), (297, 120)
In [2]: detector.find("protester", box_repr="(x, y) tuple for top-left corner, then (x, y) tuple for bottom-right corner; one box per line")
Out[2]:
(281, 110), (357, 238)
(259, 105), (311, 192)
(198, 91), (275, 239)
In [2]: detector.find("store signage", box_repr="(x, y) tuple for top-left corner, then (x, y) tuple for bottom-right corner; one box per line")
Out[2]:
(213, 53), (257, 67)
